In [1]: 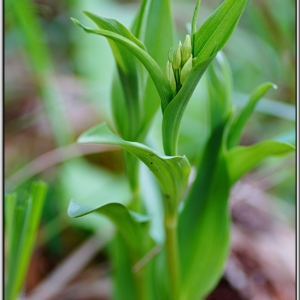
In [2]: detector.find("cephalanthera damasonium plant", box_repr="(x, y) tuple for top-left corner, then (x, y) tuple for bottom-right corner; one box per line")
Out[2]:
(68, 0), (294, 299)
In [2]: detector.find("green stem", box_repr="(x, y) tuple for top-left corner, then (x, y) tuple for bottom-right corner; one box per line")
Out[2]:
(165, 213), (180, 300)
(133, 267), (148, 300)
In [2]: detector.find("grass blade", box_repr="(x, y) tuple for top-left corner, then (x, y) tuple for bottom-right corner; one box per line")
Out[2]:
(5, 182), (47, 300)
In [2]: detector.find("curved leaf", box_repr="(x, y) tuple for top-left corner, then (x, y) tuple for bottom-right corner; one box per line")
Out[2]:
(72, 18), (173, 110)
(193, 0), (249, 63)
(68, 200), (150, 258)
(227, 82), (276, 148)
(82, 12), (143, 140)
(227, 140), (295, 186)
(178, 119), (230, 299)
(83, 11), (146, 50)
(77, 123), (190, 214)
(162, 56), (214, 155)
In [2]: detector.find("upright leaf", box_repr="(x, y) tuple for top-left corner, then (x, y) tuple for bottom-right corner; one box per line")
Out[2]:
(138, 0), (175, 140)
(5, 182), (47, 300)
(162, 56), (214, 155)
(83, 12), (144, 140)
(194, 0), (249, 64)
(162, 0), (249, 155)
(178, 119), (230, 300)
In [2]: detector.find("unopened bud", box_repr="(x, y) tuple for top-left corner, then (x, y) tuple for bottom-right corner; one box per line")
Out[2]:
(172, 41), (182, 69)
(166, 60), (177, 95)
(180, 55), (193, 85)
(181, 35), (192, 65)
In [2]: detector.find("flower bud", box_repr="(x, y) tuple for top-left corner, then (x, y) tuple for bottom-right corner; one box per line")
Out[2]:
(172, 41), (182, 69)
(180, 54), (192, 85)
(166, 60), (177, 95)
(181, 34), (192, 65)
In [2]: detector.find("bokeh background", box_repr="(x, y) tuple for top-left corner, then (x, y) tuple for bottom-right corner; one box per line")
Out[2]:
(4, 0), (296, 299)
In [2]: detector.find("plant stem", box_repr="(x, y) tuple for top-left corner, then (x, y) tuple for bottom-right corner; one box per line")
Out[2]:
(133, 267), (148, 300)
(165, 213), (180, 300)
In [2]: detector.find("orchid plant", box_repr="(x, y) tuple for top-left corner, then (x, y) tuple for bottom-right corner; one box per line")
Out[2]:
(68, 0), (294, 299)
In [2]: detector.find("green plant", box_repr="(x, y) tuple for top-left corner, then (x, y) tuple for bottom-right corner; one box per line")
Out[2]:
(68, 0), (294, 299)
(5, 181), (48, 300)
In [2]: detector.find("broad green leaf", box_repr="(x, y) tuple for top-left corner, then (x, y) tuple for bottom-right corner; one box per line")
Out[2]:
(206, 51), (232, 131)
(68, 200), (151, 258)
(5, 182), (47, 300)
(72, 18), (173, 111)
(178, 119), (230, 299)
(227, 140), (295, 186)
(77, 123), (190, 215)
(162, 56), (214, 155)
(227, 82), (276, 149)
(193, 0), (249, 64)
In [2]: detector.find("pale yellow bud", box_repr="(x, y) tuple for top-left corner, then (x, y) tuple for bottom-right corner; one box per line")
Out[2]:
(172, 41), (182, 69)
(166, 60), (177, 95)
(181, 35), (192, 65)
(180, 55), (193, 85)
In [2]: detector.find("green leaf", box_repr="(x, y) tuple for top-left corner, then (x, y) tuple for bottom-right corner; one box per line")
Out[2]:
(68, 200), (156, 300)
(77, 123), (190, 215)
(193, 0), (249, 64)
(162, 56), (214, 155)
(138, 0), (175, 139)
(5, 181), (47, 300)
(72, 18), (173, 112)
(60, 159), (131, 232)
(227, 82), (276, 148)
(83, 11), (143, 140)
(191, 0), (202, 41)
(131, 0), (149, 40)
(206, 51), (232, 131)
(68, 200), (150, 258)
(227, 140), (295, 186)
(83, 11), (146, 50)
(110, 233), (138, 300)
(178, 119), (230, 299)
